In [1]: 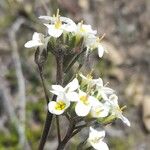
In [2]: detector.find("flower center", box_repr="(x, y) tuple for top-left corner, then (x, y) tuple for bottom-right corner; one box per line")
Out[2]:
(54, 18), (62, 29)
(91, 137), (102, 144)
(87, 74), (93, 80)
(55, 100), (66, 110)
(80, 27), (86, 33)
(95, 107), (104, 115)
(79, 21), (86, 33)
(53, 9), (62, 29)
(80, 95), (89, 105)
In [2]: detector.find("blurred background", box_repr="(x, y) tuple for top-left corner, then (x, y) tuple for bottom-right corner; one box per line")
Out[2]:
(0, 0), (150, 149)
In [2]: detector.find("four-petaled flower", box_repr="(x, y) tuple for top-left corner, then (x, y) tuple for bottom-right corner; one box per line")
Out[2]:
(24, 32), (48, 49)
(75, 90), (99, 117)
(95, 78), (114, 101)
(39, 9), (76, 38)
(106, 94), (130, 126)
(48, 93), (70, 115)
(50, 78), (79, 102)
(88, 127), (109, 150)
(90, 100), (109, 118)
(80, 73), (114, 100)
(76, 22), (97, 36)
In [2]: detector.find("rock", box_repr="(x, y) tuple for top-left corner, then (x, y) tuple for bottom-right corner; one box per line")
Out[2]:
(142, 95), (150, 132)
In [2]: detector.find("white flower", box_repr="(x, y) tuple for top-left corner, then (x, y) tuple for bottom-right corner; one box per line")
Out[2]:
(106, 94), (130, 126)
(76, 22), (97, 36)
(96, 79), (114, 101)
(88, 127), (109, 150)
(80, 74), (114, 100)
(39, 10), (77, 38)
(85, 35), (105, 58)
(50, 78), (79, 102)
(90, 100), (109, 118)
(80, 73), (103, 87)
(24, 32), (48, 49)
(48, 93), (70, 115)
(75, 90), (99, 117)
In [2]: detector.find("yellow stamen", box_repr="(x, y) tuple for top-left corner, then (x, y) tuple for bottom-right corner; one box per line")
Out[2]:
(95, 107), (104, 115)
(54, 19), (62, 29)
(54, 9), (62, 29)
(116, 106), (123, 113)
(80, 95), (89, 105)
(87, 74), (93, 80)
(91, 137), (102, 143)
(55, 100), (66, 110)
(99, 33), (105, 41)
(121, 105), (127, 111)
(79, 20), (86, 32)
(56, 9), (60, 18)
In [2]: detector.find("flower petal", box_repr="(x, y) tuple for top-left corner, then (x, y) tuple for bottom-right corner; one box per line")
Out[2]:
(51, 85), (64, 92)
(24, 40), (43, 48)
(56, 93), (70, 108)
(48, 101), (65, 115)
(89, 127), (105, 138)
(66, 92), (79, 102)
(44, 24), (63, 37)
(75, 102), (91, 116)
(103, 87), (114, 94)
(88, 127), (108, 150)
(98, 44), (104, 58)
(93, 78), (103, 87)
(91, 104), (109, 118)
(39, 16), (53, 21)
(65, 78), (79, 92)
(119, 115), (131, 127)
(109, 94), (118, 106)
(92, 141), (109, 150)
(32, 32), (44, 41)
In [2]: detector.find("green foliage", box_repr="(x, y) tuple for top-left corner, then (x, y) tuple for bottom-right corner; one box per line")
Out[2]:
(109, 137), (131, 150)
(0, 125), (18, 149)
(26, 99), (46, 149)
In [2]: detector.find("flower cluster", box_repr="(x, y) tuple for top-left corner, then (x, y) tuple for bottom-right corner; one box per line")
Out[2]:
(24, 9), (105, 58)
(48, 73), (130, 150)
(24, 9), (130, 150)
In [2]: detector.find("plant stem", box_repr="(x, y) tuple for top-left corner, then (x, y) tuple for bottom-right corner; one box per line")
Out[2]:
(37, 63), (54, 150)
(57, 121), (75, 150)
(38, 52), (64, 150)
(55, 52), (64, 145)
(56, 53), (64, 85)
(38, 110), (54, 150)
(38, 65), (49, 104)
(56, 116), (61, 144)
(64, 49), (85, 73)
